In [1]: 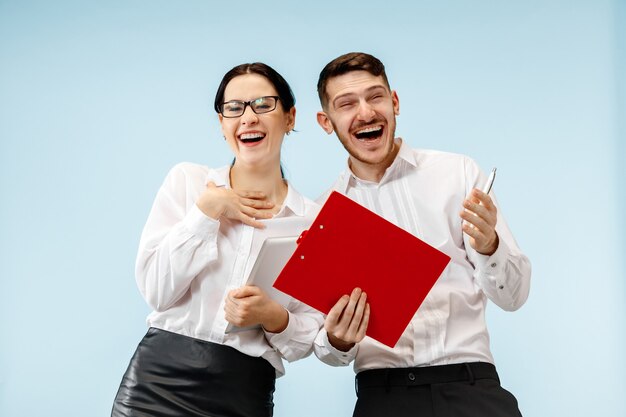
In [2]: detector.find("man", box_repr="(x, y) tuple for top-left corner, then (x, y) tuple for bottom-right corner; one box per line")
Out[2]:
(313, 52), (531, 417)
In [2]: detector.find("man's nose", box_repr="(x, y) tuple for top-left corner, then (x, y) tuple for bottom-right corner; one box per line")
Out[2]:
(356, 100), (376, 121)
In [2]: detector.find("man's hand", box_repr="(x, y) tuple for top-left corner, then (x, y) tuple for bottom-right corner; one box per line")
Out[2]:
(224, 286), (288, 333)
(196, 182), (275, 228)
(325, 288), (370, 352)
(460, 188), (499, 255)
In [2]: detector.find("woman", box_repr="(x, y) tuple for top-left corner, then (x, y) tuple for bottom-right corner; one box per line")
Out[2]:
(111, 63), (323, 417)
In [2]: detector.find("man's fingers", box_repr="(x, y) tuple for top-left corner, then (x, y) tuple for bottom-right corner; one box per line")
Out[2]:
(468, 190), (498, 223)
(346, 291), (367, 336)
(473, 189), (496, 211)
(326, 295), (350, 326)
(462, 199), (488, 219)
(463, 222), (489, 245)
(355, 303), (370, 341)
(325, 289), (363, 340)
(461, 210), (489, 233)
(460, 202), (495, 231)
(339, 288), (362, 325)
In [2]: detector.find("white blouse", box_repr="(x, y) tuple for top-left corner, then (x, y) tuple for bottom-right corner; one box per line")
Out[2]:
(135, 162), (324, 376)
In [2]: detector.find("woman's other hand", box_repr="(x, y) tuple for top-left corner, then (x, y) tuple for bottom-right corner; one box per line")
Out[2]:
(224, 286), (289, 333)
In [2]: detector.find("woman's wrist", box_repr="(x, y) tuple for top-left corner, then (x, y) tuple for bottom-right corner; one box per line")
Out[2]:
(262, 304), (289, 333)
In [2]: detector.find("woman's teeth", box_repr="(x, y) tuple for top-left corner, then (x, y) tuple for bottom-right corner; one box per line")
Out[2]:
(239, 133), (265, 143)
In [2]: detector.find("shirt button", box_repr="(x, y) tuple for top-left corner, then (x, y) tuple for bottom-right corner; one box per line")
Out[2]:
(491, 262), (497, 268)
(408, 372), (416, 381)
(499, 285), (504, 289)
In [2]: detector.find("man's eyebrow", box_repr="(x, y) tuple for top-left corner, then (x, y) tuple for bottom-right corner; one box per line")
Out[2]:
(332, 92), (357, 106)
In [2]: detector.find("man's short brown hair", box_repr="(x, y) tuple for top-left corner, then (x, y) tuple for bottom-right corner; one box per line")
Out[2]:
(317, 52), (390, 108)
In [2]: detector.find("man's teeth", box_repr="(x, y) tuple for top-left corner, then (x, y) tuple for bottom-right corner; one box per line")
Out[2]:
(354, 125), (383, 140)
(356, 126), (382, 135)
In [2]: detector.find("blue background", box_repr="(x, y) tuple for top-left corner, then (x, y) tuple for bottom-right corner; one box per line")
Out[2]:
(1, 1), (624, 416)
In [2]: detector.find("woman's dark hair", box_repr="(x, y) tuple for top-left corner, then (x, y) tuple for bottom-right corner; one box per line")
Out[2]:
(213, 63), (295, 114)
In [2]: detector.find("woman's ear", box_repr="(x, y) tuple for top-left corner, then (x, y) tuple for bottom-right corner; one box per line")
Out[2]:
(286, 106), (296, 132)
(218, 113), (227, 138)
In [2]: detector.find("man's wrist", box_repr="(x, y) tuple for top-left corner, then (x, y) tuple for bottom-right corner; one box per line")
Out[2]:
(328, 333), (356, 352)
(479, 232), (499, 256)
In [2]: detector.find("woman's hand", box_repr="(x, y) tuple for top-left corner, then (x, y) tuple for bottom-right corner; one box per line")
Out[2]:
(196, 182), (275, 228)
(224, 286), (289, 333)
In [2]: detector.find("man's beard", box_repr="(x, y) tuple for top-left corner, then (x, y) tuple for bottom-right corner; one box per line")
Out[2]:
(332, 119), (397, 166)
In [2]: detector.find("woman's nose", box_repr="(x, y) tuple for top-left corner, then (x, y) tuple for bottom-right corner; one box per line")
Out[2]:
(240, 105), (259, 124)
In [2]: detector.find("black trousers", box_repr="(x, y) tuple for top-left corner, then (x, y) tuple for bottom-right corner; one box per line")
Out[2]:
(111, 328), (275, 417)
(353, 362), (522, 417)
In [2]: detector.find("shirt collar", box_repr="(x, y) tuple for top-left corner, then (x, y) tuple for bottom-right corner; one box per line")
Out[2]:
(205, 165), (305, 217)
(395, 138), (419, 168)
(281, 181), (305, 217)
(206, 166), (230, 187)
(335, 138), (417, 193)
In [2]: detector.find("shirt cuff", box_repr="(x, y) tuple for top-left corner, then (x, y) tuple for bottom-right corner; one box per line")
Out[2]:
(474, 237), (509, 289)
(264, 309), (295, 347)
(183, 204), (220, 240)
(316, 329), (358, 362)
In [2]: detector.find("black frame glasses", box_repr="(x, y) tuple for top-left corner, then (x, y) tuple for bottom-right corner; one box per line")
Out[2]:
(219, 96), (281, 118)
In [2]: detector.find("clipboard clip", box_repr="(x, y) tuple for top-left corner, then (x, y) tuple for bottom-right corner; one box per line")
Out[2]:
(297, 230), (308, 244)
(298, 223), (324, 244)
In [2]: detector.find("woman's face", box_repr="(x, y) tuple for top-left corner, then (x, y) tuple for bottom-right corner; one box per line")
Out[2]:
(219, 73), (295, 169)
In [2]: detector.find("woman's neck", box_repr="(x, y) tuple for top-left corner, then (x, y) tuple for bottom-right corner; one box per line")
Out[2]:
(229, 163), (288, 210)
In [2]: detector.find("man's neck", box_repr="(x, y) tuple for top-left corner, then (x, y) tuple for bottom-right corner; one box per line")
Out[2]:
(348, 141), (400, 183)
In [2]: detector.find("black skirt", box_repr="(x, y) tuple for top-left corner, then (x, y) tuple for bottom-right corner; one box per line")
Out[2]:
(111, 327), (275, 417)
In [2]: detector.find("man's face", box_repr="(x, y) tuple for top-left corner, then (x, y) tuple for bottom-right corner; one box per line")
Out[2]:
(317, 71), (400, 177)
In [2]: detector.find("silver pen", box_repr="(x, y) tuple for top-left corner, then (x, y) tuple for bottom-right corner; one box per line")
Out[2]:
(482, 168), (497, 194)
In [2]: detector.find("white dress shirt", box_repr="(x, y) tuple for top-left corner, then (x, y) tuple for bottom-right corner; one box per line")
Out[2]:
(314, 139), (531, 373)
(136, 162), (324, 376)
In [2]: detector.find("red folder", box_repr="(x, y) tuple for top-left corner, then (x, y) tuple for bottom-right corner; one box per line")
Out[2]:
(273, 191), (451, 348)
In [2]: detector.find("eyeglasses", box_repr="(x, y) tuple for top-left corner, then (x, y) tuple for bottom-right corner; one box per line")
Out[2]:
(219, 96), (280, 118)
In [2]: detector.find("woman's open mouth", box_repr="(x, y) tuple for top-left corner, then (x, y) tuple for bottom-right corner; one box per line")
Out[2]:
(238, 132), (266, 144)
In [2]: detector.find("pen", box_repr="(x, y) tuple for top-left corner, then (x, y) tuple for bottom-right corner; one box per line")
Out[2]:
(482, 168), (497, 194)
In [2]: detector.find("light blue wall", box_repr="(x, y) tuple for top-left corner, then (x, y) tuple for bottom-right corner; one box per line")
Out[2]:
(618, 0), (626, 309)
(1, 1), (624, 416)
(616, 2), (626, 407)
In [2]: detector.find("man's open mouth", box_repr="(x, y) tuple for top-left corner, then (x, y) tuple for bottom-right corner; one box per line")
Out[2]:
(354, 125), (383, 141)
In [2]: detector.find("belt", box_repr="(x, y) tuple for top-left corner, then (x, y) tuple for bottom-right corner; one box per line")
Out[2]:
(355, 362), (499, 393)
